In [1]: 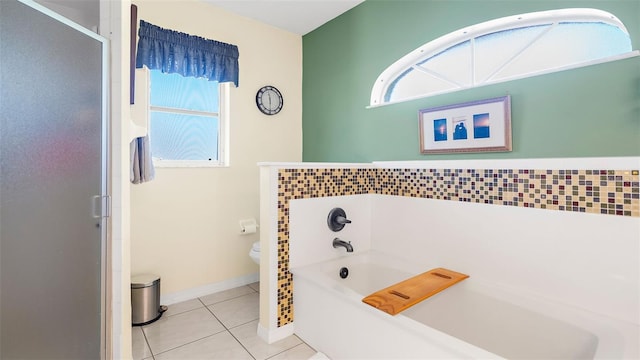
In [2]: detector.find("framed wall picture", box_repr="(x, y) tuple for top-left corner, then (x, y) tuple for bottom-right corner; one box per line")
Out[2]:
(419, 96), (512, 154)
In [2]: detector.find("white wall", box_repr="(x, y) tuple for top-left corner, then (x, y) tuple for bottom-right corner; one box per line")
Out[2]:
(288, 192), (639, 325)
(289, 195), (372, 269)
(370, 196), (639, 325)
(130, 0), (302, 295)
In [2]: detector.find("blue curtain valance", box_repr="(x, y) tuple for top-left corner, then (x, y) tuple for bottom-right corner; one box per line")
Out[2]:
(136, 20), (239, 86)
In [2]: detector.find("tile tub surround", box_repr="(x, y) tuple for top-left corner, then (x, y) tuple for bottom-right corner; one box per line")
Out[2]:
(275, 165), (639, 327)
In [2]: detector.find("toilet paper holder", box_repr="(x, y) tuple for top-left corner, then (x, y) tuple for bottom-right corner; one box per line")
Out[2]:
(239, 219), (259, 235)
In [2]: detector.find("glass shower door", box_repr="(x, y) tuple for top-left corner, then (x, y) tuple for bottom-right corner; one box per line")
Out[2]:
(0, 0), (107, 358)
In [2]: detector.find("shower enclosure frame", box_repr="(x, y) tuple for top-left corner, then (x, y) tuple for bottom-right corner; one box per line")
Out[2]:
(0, 0), (110, 358)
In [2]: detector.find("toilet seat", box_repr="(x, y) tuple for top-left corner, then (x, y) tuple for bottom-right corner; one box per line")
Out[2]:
(249, 241), (260, 264)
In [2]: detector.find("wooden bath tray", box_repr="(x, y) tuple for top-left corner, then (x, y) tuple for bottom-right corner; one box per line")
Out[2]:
(362, 268), (469, 315)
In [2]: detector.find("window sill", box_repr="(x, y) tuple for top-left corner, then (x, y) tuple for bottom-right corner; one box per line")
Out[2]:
(153, 160), (228, 168)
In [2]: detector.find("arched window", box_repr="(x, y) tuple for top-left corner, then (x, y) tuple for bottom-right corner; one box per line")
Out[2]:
(370, 8), (638, 107)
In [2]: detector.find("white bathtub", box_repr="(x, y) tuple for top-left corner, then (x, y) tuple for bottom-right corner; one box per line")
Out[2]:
(292, 251), (639, 359)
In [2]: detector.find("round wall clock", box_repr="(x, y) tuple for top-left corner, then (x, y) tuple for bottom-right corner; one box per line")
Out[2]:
(256, 85), (283, 115)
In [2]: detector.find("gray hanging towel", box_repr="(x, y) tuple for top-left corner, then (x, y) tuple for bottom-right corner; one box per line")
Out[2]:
(130, 135), (155, 184)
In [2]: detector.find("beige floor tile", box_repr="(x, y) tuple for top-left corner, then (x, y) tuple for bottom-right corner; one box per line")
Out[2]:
(267, 343), (317, 360)
(163, 298), (203, 317)
(248, 281), (260, 292)
(230, 320), (302, 360)
(207, 292), (259, 329)
(143, 307), (225, 355)
(199, 285), (256, 305)
(154, 331), (253, 360)
(131, 326), (152, 360)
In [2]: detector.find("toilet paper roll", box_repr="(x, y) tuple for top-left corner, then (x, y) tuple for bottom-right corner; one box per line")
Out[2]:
(242, 224), (257, 234)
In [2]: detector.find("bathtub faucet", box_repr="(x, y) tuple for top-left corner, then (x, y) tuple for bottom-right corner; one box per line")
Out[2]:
(333, 238), (353, 252)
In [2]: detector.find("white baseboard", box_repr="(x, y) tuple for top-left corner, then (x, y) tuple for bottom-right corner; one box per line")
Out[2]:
(257, 321), (294, 344)
(160, 273), (259, 305)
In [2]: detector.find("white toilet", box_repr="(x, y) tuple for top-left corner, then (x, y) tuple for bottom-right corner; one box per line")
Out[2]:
(249, 241), (260, 265)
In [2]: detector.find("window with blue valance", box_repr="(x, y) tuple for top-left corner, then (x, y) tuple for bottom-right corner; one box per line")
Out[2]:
(136, 20), (239, 86)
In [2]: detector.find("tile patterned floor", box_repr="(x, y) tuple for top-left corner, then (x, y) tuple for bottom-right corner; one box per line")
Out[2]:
(133, 282), (316, 360)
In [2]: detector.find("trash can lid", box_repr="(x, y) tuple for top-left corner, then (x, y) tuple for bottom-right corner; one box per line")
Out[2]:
(131, 274), (160, 288)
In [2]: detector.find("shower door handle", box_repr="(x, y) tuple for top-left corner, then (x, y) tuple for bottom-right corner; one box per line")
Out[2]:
(91, 195), (111, 219)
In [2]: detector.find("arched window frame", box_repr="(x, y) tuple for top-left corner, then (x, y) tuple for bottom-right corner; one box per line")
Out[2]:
(370, 8), (639, 107)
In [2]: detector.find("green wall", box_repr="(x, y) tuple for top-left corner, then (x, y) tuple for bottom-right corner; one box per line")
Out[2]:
(302, 0), (640, 162)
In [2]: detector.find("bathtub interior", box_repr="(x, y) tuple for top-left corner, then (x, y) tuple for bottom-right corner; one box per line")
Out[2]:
(294, 251), (608, 359)
(337, 257), (601, 359)
(402, 283), (599, 359)
(327, 252), (416, 296)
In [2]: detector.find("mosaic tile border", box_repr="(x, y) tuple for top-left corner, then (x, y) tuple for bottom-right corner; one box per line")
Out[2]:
(376, 169), (640, 216)
(276, 168), (639, 327)
(276, 168), (375, 326)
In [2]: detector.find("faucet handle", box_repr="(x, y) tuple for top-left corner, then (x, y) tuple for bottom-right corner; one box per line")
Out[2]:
(335, 215), (351, 225)
(328, 208), (351, 232)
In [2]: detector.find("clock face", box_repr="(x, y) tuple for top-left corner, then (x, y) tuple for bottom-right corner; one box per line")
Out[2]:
(256, 86), (283, 115)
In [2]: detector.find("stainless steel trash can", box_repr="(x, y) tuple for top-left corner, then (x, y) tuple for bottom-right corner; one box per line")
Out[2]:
(131, 274), (165, 326)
